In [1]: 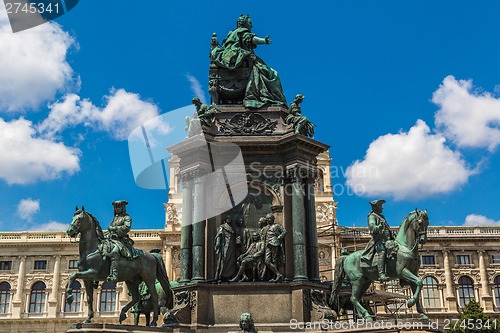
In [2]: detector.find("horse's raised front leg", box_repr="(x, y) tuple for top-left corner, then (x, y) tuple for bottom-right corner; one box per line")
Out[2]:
(83, 280), (95, 324)
(66, 269), (98, 305)
(409, 281), (429, 320)
(120, 281), (140, 324)
(399, 267), (423, 308)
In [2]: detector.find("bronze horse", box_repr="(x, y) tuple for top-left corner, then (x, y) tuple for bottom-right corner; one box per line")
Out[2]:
(65, 207), (173, 327)
(329, 209), (429, 321)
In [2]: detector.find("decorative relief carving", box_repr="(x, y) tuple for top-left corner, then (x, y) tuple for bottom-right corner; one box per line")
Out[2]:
(308, 289), (336, 322)
(218, 112), (277, 135)
(316, 202), (337, 225)
(166, 203), (180, 227)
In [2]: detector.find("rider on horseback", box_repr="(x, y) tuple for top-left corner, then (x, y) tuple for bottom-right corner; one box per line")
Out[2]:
(104, 200), (138, 283)
(361, 199), (393, 282)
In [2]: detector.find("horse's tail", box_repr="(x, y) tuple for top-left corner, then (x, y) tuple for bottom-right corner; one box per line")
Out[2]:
(151, 252), (174, 310)
(328, 255), (347, 312)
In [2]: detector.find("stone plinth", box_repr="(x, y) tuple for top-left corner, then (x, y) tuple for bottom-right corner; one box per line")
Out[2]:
(170, 281), (330, 331)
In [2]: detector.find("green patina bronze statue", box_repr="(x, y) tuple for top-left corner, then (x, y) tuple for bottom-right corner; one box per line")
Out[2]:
(185, 97), (219, 136)
(262, 213), (286, 282)
(210, 15), (287, 108)
(214, 217), (238, 282)
(230, 232), (264, 282)
(360, 199), (393, 282)
(285, 94), (315, 137)
(103, 200), (140, 283)
(328, 204), (430, 321)
(239, 312), (258, 333)
(66, 206), (173, 327)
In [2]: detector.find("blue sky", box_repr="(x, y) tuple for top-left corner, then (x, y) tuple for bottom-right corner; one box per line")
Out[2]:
(1, 1), (500, 231)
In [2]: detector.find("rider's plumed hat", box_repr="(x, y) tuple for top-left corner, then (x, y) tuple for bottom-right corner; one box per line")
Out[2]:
(369, 199), (385, 207)
(112, 200), (128, 207)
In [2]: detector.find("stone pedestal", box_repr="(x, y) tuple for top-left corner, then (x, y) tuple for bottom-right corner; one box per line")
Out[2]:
(168, 105), (329, 284)
(168, 281), (331, 331)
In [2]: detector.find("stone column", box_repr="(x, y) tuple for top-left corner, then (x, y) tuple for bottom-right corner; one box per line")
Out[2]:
(180, 179), (193, 284)
(164, 245), (173, 279)
(48, 255), (61, 317)
(443, 250), (457, 312)
(12, 256), (26, 317)
(49, 255), (61, 302)
(291, 170), (307, 281)
(478, 250), (493, 311)
(306, 178), (319, 282)
(192, 176), (206, 282)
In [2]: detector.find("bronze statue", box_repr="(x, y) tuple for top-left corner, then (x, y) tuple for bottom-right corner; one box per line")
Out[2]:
(235, 217), (251, 256)
(230, 232), (264, 282)
(329, 208), (429, 321)
(103, 200), (139, 283)
(131, 279), (170, 326)
(210, 15), (286, 108)
(262, 213), (286, 282)
(185, 97), (219, 136)
(66, 207), (174, 327)
(285, 94), (314, 137)
(214, 217), (237, 281)
(360, 199), (393, 282)
(239, 312), (258, 333)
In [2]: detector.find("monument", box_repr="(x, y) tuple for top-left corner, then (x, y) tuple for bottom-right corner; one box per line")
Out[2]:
(165, 14), (331, 330)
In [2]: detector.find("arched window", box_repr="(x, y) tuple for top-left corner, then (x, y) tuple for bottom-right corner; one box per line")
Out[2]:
(458, 276), (475, 308)
(421, 276), (441, 309)
(494, 276), (500, 307)
(64, 281), (81, 313)
(29, 281), (46, 313)
(99, 282), (116, 312)
(0, 282), (11, 314)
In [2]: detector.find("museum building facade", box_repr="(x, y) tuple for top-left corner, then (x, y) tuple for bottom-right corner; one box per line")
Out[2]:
(0, 151), (499, 332)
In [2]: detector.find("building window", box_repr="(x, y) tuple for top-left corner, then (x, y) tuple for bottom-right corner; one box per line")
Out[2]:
(457, 276), (475, 308)
(64, 281), (81, 313)
(68, 260), (79, 270)
(456, 255), (471, 265)
(421, 255), (436, 265)
(492, 255), (500, 264)
(421, 276), (440, 309)
(0, 282), (11, 314)
(0, 261), (12, 271)
(494, 276), (500, 307)
(99, 282), (116, 312)
(33, 260), (47, 270)
(29, 281), (46, 313)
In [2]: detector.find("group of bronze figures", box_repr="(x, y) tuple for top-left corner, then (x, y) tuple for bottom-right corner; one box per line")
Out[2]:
(215, 213), (286, 283)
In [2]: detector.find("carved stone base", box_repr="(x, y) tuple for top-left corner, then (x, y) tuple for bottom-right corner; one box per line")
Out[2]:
(163, 281), (331, 331)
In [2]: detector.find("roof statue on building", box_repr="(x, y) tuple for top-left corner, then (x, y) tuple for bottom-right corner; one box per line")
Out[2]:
(209, 14), (287, 108)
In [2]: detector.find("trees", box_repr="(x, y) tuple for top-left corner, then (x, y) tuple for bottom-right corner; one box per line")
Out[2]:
(447, 300), (500, 333)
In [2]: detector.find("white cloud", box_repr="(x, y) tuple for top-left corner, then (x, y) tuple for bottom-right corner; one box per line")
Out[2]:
(34, 221), (68, 231)
(186, 74), (206, 104)
(38, 89), (161, 141)
(433, 75), (500, 151)
(0, 117), (80, 184)
(346, 120), (470, 200)
(0, 8), (76, 112)
(464, 214), (500, 226)
(17, 198), (40, 221)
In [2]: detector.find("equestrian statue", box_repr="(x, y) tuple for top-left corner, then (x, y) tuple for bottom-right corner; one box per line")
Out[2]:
(329, 200), (429, 321)
(65, 203), (174, 327)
